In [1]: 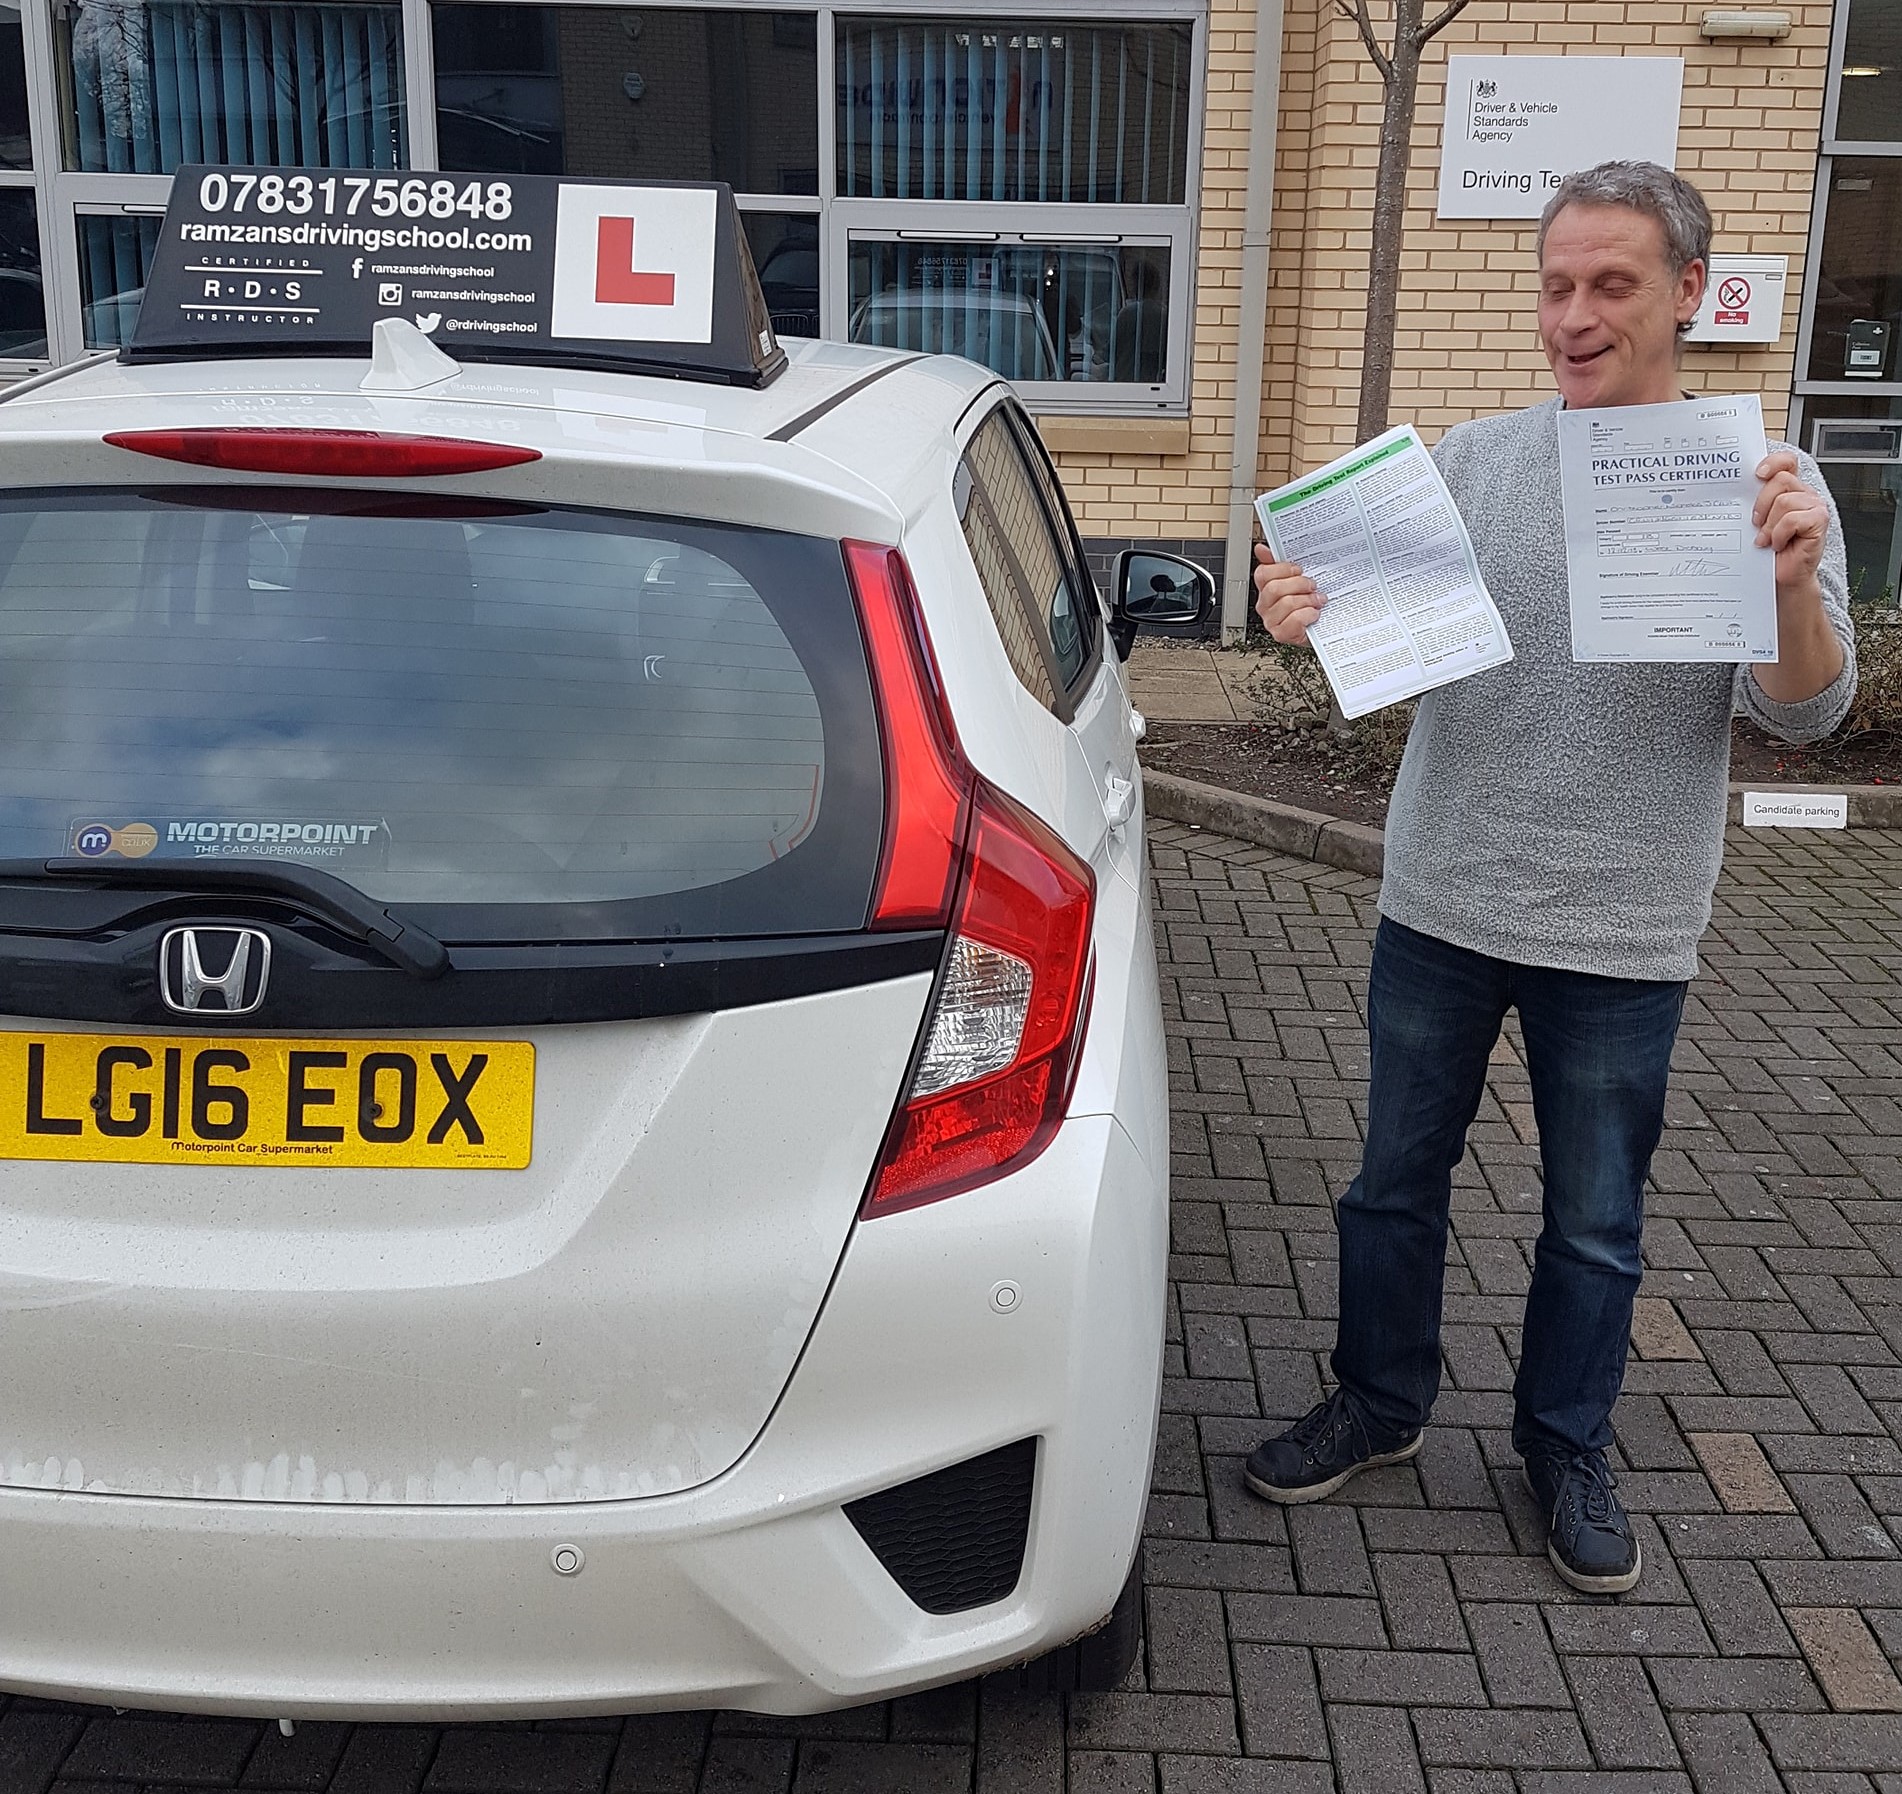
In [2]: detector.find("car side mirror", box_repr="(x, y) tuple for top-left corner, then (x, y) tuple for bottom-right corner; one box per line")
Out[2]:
(1107, 550), (1215, 660)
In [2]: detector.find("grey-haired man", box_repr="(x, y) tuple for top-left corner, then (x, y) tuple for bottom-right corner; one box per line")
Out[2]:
(1245, 162), (1856, 1593)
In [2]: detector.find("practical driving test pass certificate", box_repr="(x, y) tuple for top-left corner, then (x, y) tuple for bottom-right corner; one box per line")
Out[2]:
(1255, 426), (1513, 720)
(1558, 395), (1778, 664)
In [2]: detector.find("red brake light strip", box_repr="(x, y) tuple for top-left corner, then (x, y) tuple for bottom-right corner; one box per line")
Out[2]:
(104, 428), (541, 478)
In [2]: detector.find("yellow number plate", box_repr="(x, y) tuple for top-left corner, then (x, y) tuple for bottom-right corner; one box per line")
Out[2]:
(0, 1032), (533, 1169)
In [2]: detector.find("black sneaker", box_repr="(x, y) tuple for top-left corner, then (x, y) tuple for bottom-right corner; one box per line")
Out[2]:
(1244, 1390), (1421, 1504)
(1524, 1450), (1642, 1594)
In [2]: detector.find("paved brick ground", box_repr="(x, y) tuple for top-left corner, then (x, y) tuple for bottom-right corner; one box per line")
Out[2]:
(8, 820), (1902, 1791)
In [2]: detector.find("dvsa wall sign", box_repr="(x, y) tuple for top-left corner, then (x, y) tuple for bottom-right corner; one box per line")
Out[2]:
(1436, 56), (1684, 220)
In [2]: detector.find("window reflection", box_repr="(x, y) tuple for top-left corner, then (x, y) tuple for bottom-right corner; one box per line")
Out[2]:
(78, 214), (160, 349)
(1807, 159), (1902, 383)
(433, 5), (819, 195)
(848, 241), (1169, 385)
(0, 188), (42, 358)
(0, 4), (28, 169)
(743, 213), (819, 338)
(1810, 398), (1902, 606)
(1837, 0), (1902, 143)
(60, 0), (406, 174)
(836, 18), (1192, 203)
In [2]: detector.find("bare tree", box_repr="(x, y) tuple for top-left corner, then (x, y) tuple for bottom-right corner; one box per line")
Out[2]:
(1341, 0), (1476, 442)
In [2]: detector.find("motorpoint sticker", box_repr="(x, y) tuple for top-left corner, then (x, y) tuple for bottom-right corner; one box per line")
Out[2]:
(68, 818), (390, 864)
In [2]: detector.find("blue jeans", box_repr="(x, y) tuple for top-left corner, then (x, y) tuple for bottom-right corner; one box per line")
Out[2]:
(1334, 919), (1686, 1462)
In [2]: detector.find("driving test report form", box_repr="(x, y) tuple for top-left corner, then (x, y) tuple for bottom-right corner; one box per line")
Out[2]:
(1558, 395), (1778, 664)
(1256, 425), (1512, 719)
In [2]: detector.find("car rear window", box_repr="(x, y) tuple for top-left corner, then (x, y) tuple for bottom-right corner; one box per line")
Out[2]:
(0, 489), (884, 942)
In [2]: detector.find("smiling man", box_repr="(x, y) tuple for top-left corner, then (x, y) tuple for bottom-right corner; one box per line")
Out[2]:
(1245, 162), (1856, 1594)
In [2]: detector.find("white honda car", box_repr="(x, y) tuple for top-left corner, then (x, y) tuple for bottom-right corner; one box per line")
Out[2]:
(0, 171), (1207, 1720)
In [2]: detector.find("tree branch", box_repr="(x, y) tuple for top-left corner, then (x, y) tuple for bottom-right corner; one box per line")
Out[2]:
(1335, 0), (1393, 81)
(1416, 0), (1474, 43)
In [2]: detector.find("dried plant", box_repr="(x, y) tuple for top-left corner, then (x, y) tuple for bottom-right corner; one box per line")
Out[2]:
(1843, 600), (1902, 744)
(1242, 647), (1418, 780)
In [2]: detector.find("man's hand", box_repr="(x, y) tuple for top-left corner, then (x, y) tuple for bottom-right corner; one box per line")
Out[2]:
(1254, 543), (1323, 645)
(1750, 450), (1845, 705)
(1753, 450), (1829, 600)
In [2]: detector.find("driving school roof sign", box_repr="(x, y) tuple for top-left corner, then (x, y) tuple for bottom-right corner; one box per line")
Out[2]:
(126, 166), (785, 387)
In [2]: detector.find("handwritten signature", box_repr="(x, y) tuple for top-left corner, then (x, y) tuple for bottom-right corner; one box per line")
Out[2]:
(1668, 558), (1727, 577)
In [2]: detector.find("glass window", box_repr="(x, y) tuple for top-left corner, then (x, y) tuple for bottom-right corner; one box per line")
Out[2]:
(78, 215), (160, 349)
(60, 0), (407, 174)
(0, 188), (42, 358)
(1007, 404), (1099, 678)
(743, 212), (819, 338)
(0, 4), (28, 168)
(836, 18), (1192, 203)
(849, 240), (1170, 388)
(1809, 397), (1902, 605)
(960, 426), (1057, 707)
(0, 490), (885, 938)
(1806, 158), (1902, 383)
(1837, 0), (1902, 143)
(433, 5), (819, 195)
(959, 408), (1095, 704)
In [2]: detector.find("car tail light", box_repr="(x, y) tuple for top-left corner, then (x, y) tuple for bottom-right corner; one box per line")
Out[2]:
(103, 428), (541, 478)
(843, 538), (1096, 1216)
(844, 541), (970, 930)
(865, 783), (1095, 1216)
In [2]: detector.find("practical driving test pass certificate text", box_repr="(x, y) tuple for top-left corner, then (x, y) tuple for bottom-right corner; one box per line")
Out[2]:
(1558, 395), (1778, 665)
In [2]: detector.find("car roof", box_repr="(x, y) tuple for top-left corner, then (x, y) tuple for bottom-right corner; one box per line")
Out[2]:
(2, 337), (996, 459)
(0, 337), (1006, 542)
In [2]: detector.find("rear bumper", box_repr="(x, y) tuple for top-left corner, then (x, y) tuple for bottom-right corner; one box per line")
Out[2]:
(0, 1113), (1166, 1719)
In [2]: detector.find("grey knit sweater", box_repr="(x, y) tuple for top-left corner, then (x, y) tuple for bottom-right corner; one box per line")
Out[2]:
(1380, 397), (1858, 983)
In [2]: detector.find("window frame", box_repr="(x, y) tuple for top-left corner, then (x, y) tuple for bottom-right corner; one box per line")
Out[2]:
(0, 0), (54, 367)
(4, 0), (1204, 407)
(1790, 0), (1902, 433)
(1788, 0), (1902, 602)
(15, 0), (417, 367)
(1791, 148), (1902, 401)
(427, 1), (822, 196)
(1818, 0), (1902, 155)
(835, 198), (1190, 408)
(414, 0), (1204, 415)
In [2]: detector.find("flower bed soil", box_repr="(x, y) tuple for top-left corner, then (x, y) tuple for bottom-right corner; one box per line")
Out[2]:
(1139, 721), (1898, 832)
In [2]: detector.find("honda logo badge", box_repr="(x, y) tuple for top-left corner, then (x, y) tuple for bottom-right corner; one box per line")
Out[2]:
(158, 927), (272, 1016)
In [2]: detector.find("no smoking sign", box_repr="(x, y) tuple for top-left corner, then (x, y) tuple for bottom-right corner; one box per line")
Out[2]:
(1688, 253), (1787, 345)
(1716, 275), (1752, 324)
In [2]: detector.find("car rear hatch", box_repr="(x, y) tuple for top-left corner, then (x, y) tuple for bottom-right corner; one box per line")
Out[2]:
(0, 440), (946, 1506)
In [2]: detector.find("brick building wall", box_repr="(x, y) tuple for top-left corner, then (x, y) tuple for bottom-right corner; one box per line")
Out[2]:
(1054, 0), (1832, 612)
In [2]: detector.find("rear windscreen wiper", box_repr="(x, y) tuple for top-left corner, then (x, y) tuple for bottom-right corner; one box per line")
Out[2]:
(0, 858), (450, 980)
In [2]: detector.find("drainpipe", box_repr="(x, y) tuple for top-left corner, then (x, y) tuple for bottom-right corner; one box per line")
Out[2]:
(1219, 0), (1287, 643)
